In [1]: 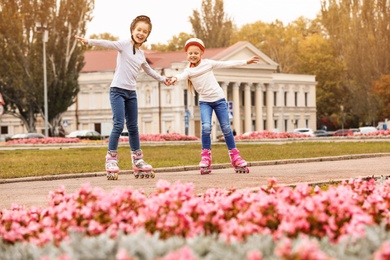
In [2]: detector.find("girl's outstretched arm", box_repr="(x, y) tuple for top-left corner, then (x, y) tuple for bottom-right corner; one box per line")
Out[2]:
(75, 35), (88, 45)
(247, 56), (260, 64)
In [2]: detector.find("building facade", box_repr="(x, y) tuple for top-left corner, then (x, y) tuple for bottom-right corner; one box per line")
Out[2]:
(0, 41), (316, 139)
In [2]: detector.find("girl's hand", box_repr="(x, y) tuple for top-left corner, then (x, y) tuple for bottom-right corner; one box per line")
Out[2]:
(247, 56), (260, 64)
(75, 35), (88, 45)
(170, 77), (177, 85)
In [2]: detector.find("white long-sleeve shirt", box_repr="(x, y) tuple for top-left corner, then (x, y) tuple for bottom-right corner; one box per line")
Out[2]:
(174, 59), (247, 102)
(87, 39), (165, 91)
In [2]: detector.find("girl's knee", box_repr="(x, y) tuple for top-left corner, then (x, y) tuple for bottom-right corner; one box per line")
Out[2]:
(202, 123), (212, 134)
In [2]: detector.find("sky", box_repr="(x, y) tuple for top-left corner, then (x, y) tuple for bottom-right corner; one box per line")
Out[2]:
(86, 0), (322, 45)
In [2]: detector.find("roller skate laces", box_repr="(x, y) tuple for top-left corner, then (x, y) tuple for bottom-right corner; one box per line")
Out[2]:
(229, 148), (249, 174)
(105, 152), (119, 180)
(132, 150), (155, 179)
(199, 149), (212, 175)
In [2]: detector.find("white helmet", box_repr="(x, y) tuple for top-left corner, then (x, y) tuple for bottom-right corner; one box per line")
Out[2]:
(184, 38), (205, 52)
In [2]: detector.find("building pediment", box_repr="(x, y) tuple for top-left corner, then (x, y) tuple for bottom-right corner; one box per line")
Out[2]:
(210, 41), (278, 71)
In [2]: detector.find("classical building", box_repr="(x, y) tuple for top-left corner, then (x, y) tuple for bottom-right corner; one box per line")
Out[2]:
(0, 41), (316, 139)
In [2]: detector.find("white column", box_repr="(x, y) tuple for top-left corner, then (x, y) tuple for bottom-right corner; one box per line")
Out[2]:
(221, 82), (228, 99)
(244, 83), (251, 133)
(255, 83), (263, 131)
(266, 83), (273, 131)
(232, 82), (241, 134)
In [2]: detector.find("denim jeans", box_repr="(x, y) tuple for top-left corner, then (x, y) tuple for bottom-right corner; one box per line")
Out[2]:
(199, 98), (236, 150)
(108, 87), (140, 152)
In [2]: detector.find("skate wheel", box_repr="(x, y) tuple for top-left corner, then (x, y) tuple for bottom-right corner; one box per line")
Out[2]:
(145, 173), (150, 178)
(134, 172), (140, 178)
(106, 172), (118, 180)
(140, 173), (144, 179)
(151, 171), (155, 178)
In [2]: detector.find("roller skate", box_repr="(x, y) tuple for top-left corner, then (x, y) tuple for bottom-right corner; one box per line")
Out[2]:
(105, 151), (119, 180)
(229, 148), (249, 174)
(199, 149), (212, 175)
(132, 149), (155, 179)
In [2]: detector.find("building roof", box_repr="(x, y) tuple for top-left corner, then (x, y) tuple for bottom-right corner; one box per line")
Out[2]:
(81, 42), (246, 73)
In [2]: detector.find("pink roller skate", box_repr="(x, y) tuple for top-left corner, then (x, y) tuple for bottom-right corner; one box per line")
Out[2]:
(105, 151), (119, 180)
(229, 148), (249, 173)
(199, 149), (212, 175)
(132, 149), (155, 179)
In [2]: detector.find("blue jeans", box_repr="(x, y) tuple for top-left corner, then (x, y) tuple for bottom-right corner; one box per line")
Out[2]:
(199, 98), (236, 150)
(108, 87), (140, 152)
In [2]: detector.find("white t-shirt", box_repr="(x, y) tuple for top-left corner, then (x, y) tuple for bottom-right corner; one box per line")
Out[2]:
(174, 59), (247, 102)
(88, 39), (165, 91)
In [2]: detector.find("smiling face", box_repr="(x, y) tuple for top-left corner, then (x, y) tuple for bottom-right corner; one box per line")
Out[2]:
(131, 21), (151, 45)
(186, 45), (203, 67)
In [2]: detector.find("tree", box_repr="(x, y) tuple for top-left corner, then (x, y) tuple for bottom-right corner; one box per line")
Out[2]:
(321, 0), (390, 125)
(371, 75), (390, 121)
(189, 0), (233, 48)
(0, 0), (94, 135)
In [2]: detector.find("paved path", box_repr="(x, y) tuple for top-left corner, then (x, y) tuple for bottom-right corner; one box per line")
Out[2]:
(1, 154), (389, 209)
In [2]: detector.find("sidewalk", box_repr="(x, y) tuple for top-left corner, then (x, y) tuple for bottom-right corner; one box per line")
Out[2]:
(1, 153), (389, 209)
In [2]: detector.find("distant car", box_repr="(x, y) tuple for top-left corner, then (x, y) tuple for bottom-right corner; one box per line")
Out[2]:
(313, 130), (333, 137)
(66, 130), (101, 140)
(293, 128), (314, 137)
(359, 126), (378, 135)
(11, 133), (45, 139)
(333, 129), (353, 136)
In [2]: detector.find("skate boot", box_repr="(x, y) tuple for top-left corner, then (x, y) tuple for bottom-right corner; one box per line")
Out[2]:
(105, 151), (119, 180)
(199, 149), (212, 175)
(132, 149), (155, 179)
(228, 148), (249, 173)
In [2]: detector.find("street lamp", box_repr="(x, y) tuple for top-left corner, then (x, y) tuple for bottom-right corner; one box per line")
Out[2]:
(36, 22), (49, 137)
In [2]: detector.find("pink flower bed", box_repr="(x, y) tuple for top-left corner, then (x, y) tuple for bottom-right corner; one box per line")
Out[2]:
(1, 178), (389, 248)
(234, 131), (311, 140)
(6, 138), (81, 145)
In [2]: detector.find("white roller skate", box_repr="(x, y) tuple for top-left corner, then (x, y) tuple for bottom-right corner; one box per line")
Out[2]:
(229, 148), (249, 174)
(199, 149), (212, 175)
(105, 151), (119, 180)
(132, 149), (155, 179)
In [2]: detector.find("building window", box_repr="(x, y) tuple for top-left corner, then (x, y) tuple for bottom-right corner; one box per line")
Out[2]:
(305, 92), (308, 107)
(263, 120), (266, 129)
(284, 91), (287, 106)
(1, 126), (8, 134)
(306, 119), (309, 128)
(184, 90), (188, 108)
(273, 91), (277, 106)
(263, 91), (266, 106)
(274, 119), (277, 129)
(294, 92), (298, 106)
(284, 119), (288, 132)
(251, 91), (255, 106)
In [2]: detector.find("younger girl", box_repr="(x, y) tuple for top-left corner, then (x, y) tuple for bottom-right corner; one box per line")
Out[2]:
(170, 38), (259, 174)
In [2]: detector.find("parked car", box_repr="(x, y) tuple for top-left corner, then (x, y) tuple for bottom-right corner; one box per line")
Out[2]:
(66, 130), (101, 140)
(11, 133), (45, 139)
(359, 126), (378, 134)
(313, 130), (333, 137)
(349, 128), (361, 135)
(333, 129), (353, 137)
(293, 128), (315, 137)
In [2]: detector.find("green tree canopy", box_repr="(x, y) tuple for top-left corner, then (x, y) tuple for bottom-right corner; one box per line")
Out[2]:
(189, 0), (233, 48)
(321, 0), (390, 125)
(0, 0), (94, 135)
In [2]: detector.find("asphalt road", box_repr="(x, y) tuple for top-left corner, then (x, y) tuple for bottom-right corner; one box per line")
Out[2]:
(1, 153), (389, 209)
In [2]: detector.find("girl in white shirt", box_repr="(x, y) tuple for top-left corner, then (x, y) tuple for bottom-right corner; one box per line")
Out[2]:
(171, 38), (259, 174)
(75, 15), (170, 180)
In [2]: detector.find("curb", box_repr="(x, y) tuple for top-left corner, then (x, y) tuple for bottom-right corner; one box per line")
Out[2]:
(1, 153), (389, 185)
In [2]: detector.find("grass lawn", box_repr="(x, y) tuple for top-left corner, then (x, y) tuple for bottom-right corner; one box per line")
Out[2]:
(1, 141), (390, 179)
